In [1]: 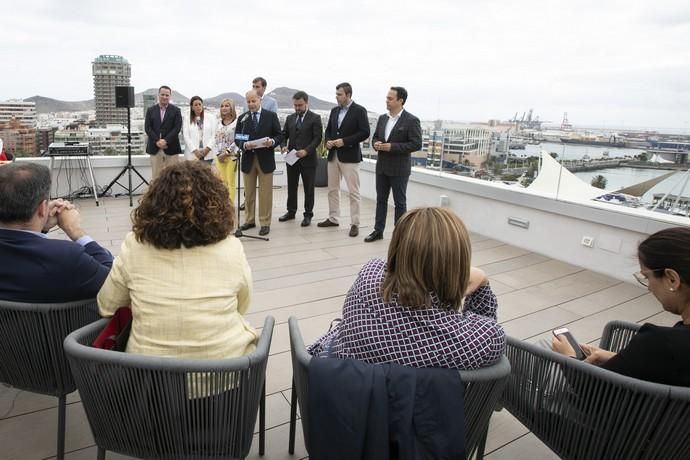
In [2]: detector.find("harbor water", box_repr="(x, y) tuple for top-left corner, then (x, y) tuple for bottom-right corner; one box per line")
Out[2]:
(510, 142), (688, 203)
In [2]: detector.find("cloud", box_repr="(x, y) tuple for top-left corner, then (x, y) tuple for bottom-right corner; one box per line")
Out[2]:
(2, 0), (690, 129)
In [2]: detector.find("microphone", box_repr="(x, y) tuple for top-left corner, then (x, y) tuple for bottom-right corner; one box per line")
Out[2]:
(238, 111), (251, 124)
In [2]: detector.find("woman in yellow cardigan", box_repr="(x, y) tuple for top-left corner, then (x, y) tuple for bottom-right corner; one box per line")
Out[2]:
(97, 161), (256, 361)
(214, 98), (239, 204)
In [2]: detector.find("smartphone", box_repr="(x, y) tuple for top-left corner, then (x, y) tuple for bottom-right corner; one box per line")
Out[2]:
(553, 327), (586, 360)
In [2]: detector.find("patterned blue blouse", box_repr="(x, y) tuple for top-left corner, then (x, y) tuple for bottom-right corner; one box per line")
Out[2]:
(308, 258), (506, 370)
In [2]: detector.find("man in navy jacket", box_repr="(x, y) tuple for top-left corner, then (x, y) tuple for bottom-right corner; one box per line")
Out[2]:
(0, 163), (113, 303)
(144, 85), (183, 179)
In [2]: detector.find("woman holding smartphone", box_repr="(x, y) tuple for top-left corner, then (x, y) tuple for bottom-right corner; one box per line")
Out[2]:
(214, 98), (238, 202)
(552, 227), (690, 387)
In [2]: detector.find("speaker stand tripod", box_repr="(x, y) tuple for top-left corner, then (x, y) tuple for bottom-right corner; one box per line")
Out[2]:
(100, 106), (148, 206)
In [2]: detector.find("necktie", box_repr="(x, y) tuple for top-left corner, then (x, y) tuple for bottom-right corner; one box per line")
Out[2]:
(251, 112), (258, 130)
(296, 114), (303, 130)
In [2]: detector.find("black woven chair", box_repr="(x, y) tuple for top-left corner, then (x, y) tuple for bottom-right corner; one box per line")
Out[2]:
(0, 298), (100, 460)
(64, 315), (275, 460)
(286, 316), (511, 459)
(501, 320), (690, 460)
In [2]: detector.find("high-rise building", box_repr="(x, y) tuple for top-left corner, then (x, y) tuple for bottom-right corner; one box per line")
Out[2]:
(92, 55), (131, 127)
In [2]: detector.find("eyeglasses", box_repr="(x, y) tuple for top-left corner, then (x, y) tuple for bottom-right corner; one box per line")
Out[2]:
(633, 269), (665, 287)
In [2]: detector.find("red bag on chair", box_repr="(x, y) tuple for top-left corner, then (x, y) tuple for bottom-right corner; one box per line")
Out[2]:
(92, 307), (132, 351)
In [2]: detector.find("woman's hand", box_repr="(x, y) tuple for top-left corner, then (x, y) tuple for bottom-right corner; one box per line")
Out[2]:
(551, 335), (577, 357)
(581, 344), (617, 365)
(217, 152), (229, 163)
(465, 267), (489, 296)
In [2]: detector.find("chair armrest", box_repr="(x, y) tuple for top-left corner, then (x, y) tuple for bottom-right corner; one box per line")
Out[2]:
(600, 320), (642, 353)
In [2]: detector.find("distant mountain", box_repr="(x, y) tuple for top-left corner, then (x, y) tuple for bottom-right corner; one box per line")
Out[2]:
(209, 87), (337, 111)
(267, 87), (336, 111)
(136, 88), (189, 106)
(204, 92), (245, 108)
(24, 86), (337, 114)
(25, 96), (93, 113)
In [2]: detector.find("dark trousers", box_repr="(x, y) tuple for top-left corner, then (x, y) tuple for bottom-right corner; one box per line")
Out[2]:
(375, 173), (409, 232)
(286, 162), (316, 217)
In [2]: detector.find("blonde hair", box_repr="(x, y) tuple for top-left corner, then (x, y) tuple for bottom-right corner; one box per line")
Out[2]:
(220, 98), (237, 123)
(382, 207), (471, 310)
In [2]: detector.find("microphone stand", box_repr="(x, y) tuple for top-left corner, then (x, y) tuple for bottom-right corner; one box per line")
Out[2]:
(233, 113), (268, 241)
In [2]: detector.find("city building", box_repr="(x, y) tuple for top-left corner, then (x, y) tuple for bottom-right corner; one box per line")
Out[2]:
(0, 100), (37, 127)
(421, 127), (492, 169)
(87, 125), (145, 156)
(92, 55), (131, 127)
(53, 127), (89, 144)
(37, 127), (58, 154)
(142, 93), (156, 110)
(52, 125), (145, 156)
(0, 101), (38, 155)
(0, 120), (37, 156)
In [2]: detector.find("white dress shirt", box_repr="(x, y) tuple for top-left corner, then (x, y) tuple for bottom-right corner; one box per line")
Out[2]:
(384, 109), (404, 141)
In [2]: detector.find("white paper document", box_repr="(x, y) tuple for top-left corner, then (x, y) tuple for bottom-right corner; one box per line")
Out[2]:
(285, 149), (299, 166)
(244, 137), (271, 150)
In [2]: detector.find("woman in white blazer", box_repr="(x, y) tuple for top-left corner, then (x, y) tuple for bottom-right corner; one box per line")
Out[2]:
(182, 96), (217, 162)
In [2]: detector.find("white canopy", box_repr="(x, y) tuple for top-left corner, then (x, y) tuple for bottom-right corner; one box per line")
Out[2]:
(648, 154), (674, 164)
(527, 150), (605, 200)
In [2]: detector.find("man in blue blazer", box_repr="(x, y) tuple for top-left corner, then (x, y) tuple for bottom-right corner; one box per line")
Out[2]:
(0, 163), (113, 303)
(144, 85), (183, 179)
(318, 82), (370, 237)
(365, 87), (422, 242)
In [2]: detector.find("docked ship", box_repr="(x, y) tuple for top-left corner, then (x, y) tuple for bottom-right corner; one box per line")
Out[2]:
(560, 133), (626, 147)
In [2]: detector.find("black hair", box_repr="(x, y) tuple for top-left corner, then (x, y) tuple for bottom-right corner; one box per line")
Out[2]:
(390, 86), (408, 105)
(638, 227), (690, 284)
(0, 162), (51, 223)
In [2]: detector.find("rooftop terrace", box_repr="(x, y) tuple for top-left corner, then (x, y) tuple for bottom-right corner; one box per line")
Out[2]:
(0, 181), (678, 459)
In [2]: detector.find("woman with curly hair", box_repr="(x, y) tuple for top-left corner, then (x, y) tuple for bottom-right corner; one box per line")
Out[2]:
(97, 161), (256, 360)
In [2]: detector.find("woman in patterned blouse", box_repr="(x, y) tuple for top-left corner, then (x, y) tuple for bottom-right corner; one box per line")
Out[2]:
(309, 207), (506, 369)
(214, 98), (239, 202)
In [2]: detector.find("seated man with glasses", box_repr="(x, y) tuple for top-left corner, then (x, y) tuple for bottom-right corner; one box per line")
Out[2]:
(551, 227), (690, 387)
(0, 163), (113, 302)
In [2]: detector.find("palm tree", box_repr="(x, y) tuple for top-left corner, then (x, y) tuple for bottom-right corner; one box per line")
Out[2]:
(591, 175), (608, 189)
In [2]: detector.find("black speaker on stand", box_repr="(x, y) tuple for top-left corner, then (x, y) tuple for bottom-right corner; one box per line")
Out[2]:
(101, 86), (149, 206)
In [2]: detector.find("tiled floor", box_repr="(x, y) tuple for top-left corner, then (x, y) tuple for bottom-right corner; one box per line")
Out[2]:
(0, 187), (668, 460)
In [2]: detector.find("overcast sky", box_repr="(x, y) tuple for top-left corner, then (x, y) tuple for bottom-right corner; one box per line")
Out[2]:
(3, 0), (690, 131)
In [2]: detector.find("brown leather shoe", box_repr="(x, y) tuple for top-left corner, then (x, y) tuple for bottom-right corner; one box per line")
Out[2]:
(317, 219), (339, 228)
(349, 225), (359, 237)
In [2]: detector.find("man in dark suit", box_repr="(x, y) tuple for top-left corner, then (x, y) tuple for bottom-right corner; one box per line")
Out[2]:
(318, 82), (370, 237)
(279, 91), (323, 227)
(365, 87), (422, 242)
(0, 163), (113, 303)
(144, 85), (183, 179)
(237, 90), (283, 236)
